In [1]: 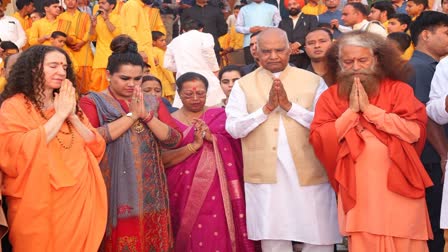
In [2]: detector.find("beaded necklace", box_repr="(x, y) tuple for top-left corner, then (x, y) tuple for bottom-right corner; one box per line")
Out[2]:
(38, 106), (75, 150)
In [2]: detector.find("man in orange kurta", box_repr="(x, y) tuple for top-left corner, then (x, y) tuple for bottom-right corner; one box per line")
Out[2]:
(144, 6), (166, 34)
(120, 0), (158, 79)
(12, 0), (34, 49)
(310, 31), (434, 251)
(0, 94), (108, 251)
(60, 0), (94, 94)
(90, 0), (121, 91)
(28, 0), (71, 46)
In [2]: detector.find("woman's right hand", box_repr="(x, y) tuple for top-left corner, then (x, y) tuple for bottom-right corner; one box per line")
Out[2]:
(191, 124), (204, 151)
(129, 85), (146, 119)
(54, 80), (76, 120)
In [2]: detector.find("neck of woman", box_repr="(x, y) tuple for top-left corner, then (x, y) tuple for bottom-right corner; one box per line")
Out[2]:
(181, 107), (205, 117)
(42, 88), (54, 108)
(180, 107), (205, 125)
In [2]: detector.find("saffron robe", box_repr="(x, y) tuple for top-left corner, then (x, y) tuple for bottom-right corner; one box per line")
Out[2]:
(0, 94), (108, 252)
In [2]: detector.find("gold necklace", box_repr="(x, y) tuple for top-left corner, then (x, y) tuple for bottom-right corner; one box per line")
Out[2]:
(38, 106), (75, 149)
(133, 120), (145, 134)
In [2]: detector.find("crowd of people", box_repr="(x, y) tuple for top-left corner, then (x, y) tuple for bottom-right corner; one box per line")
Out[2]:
(1, 0), (448, 251)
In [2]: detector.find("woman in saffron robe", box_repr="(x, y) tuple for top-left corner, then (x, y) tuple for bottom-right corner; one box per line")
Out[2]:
(79, 35), (182, 252)
(0, 45), (107, 251)
(163, 72), (255, 252)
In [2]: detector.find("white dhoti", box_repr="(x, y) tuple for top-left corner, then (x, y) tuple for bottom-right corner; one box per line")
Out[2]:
(440, 162), (448, 228)
(245, 118), (342, 245)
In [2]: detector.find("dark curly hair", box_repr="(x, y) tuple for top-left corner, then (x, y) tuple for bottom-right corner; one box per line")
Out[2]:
(0, 45), (78, 113)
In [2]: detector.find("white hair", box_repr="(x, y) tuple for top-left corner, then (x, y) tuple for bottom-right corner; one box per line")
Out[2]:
(337, 31), (387, 58)
(256, 28), (290, 51)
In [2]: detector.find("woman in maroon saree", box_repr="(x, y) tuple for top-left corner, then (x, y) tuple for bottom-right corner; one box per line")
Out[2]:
(163, 72), (255, 252)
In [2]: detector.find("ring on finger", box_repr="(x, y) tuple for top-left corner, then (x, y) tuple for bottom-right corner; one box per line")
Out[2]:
(201, 131), (206, 138)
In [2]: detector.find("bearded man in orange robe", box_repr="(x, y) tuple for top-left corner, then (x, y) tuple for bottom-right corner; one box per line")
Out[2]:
(310, 30), (434, 251)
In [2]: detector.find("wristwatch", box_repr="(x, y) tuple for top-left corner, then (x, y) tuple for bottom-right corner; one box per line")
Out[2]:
(126, 112), (137, 121)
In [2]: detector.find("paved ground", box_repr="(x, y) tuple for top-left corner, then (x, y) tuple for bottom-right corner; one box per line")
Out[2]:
(293, 243), (348, 251)
(336, 244), (349, 251)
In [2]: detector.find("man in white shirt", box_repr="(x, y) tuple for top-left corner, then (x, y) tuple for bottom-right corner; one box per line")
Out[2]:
(427, 58), (448, 126)
(164, 18), (225, 108)
(427, 57), (448, 249)
(235, 0), (281, 64)
(341, 2), (387, 37)
(226, 5), (241, 30)
(225, 27), (341, 252)
(0, 0), (27, 49)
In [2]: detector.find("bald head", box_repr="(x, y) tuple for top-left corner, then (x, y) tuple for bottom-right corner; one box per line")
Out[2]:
(257, 28), (289, 48)
(256, 28), (291, 73)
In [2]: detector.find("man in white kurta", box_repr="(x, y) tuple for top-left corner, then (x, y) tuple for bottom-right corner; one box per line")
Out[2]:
(225, 28), (341, 252)
(426, 57), (448, 247)
(164, 18), (225, 108)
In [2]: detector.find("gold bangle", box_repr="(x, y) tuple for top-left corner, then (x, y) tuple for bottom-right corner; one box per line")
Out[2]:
(187, 143), (197, 153)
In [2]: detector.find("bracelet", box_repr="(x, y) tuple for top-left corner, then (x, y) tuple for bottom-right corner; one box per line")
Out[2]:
(126, 112), (138, 121)
(142, 111), (154, 123)
(187, 143), (197, 153)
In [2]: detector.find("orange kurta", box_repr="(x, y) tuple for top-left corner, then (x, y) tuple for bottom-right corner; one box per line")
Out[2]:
(28, 17), (72, 46)
(12, 12), (32, 50)
(12, 12), (32, 31)
(0, 94), (108, 251)
(0, 77), (6, 93)
(90, 8), (121, 92)
(120, 0), (158, 78)
(153, 47), (175, 101)
(145, 6), (166, 34)
(59, 10), (93, 93)
(112, 0), (126, 15)
(402, 43), (415, 61)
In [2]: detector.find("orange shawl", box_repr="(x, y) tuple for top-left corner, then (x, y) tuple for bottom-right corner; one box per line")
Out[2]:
(310, 79), (433, 213)
(0, 94), (107, 251)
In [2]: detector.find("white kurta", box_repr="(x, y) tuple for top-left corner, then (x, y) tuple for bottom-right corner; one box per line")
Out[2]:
(0, 15), (27, 49)
(426, 57), (448, 228)
(164, 30), (225, 108)
(225, 74), (342, 244)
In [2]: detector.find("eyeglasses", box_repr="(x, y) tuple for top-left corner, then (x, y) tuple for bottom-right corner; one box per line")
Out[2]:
(180, 90), (207, 99)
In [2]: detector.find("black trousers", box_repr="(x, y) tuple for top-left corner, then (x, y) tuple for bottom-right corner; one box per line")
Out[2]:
(425, 162), (445, 252)
(1, 200), (11, 252)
